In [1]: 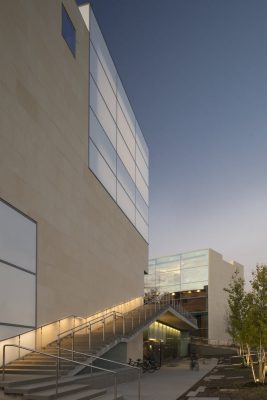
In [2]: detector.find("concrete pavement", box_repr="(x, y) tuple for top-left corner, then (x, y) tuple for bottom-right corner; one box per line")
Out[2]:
(112, 358), (218, 400)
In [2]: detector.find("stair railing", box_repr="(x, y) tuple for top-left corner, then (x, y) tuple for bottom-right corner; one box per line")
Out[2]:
(58, 311), (124, 359)
(2, 344), (120, 399)
(56, 300), (197, 362)
(59, 347), (141, 399)
(57, 301), (174, 357)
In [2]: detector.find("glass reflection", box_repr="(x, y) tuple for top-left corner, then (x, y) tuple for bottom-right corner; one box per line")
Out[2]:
(145, 250), (209, 294)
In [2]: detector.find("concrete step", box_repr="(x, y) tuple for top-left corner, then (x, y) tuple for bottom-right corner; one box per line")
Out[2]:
(23, 353), (88, 358)
(14, 360), (74, 365)
(0, 368), (70, 375)
(35, 388), (107, 400)
(0, 375), (55, 389)
(7, 364), (73, 371)
(24, 383), (102, 399)
(90, 393), (124, 400)
(5, 378), (84, 394)
(97, 394), (124, 400)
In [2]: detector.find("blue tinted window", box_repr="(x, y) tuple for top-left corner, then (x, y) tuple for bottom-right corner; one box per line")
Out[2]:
(62, 6), (76, 57)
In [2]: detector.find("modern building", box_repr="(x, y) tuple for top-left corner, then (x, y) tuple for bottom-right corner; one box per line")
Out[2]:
(0, 1), (197, 373)
(0, 0), (149, 355)
(145, 249), (244, 343)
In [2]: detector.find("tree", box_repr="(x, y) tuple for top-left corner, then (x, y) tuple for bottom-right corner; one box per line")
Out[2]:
(249, 265), (267, 383)
(144, 287), (160, 303)
(224, 270), (250, 358)
(225, 265), (267, 384)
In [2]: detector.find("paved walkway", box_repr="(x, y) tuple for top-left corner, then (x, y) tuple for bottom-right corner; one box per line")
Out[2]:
(112, 358), (218, 400)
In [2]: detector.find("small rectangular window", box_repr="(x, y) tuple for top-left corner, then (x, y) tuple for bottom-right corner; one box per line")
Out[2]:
(62, 5), (76, 57)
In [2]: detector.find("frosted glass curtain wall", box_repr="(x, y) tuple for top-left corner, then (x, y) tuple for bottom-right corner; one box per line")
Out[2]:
(89, 10), (149, 242)
(0, 200), (36, 340)
(145, 250), (209, 293)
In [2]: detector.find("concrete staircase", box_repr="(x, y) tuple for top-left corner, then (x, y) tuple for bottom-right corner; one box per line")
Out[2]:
(0, 303), (175, 376)
(0, 373), (127, 400)
(0, 301), (196, 399)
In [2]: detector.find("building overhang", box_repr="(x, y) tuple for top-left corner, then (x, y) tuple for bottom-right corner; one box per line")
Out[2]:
(157, 308), (198, 331)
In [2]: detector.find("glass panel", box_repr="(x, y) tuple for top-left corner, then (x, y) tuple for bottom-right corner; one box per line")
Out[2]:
(90, 109), (116, 173)
(62, 5), (76, 57)
(136, 120), (149, 166)
(0, 261), (35, 326)
(117, 157), (135, 203)
(159, 284), (181, 294)
(136, 189), (148, 223)
(90, 43), (116, 119)
(181, 250), (208, 269)
(155, 255), (181, 264)
(117, 182), (135, 224)
(117, 103), (135, 157)
(89, 140), (116, 200)
(136, 168), (149, 205)
(136, 145), (149, 185)
(90, 76), (116, 148)
(181, 282), (207, 291)
(136, 210), (148, 242)
(117, 131), (135, 181)
(157, 261), (181, 272)
(117, 77), (135, 135)
(160, 270), (180, 287)
(0, 200), (36, 273)
(144, 274), (156, 288)
(90, 9), (117, 92)
(181, 266), (208, 285)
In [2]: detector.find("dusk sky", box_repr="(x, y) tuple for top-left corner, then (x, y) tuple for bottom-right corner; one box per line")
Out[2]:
(88, 0), (267, 282)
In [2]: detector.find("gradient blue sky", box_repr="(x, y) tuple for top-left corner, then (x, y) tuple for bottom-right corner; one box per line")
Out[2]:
(88, 0), (267, 282)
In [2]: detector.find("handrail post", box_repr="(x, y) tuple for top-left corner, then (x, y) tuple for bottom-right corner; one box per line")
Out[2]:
(114, 373), (117, 400)
(123, 316), (125, 336)
(40, 326), (43, 349)
(57, 341), (61, 374)
(56, 356), (59, 397)
(113, 311), (116, 336)
(102, 318), (105, 342)
(89, 324), (91, 350)
(131, 312), (134, 330)
(18, 335), (21, 359)
(138, 367), (141, 400)
(72, 332), (74, 361)
(2, 345), (6, 381)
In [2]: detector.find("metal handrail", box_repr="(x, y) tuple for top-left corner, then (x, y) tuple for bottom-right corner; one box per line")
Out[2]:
(59, 346), (141, 370)
(58, 311), (123, 339)
(57, 311), (126, 356)
(59, 346), (141, 398)
(2, 344), (119, 399)
(57, 300), (197, 356)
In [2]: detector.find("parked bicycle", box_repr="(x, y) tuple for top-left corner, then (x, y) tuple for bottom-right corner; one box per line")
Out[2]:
(128, 358), (161, 373)
(146, 358), (161, 373)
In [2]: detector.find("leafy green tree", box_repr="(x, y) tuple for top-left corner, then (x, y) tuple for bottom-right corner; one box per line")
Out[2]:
(224, 270), (249, 355)
(225, 265), (267, 383)
(249, 265), (267, 383)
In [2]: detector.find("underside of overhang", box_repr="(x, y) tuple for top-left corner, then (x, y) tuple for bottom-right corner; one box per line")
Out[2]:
(157, 308), (198, 331)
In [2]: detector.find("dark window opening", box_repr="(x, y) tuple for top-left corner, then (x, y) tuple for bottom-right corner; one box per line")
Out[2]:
(62, 5), (76, 57)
